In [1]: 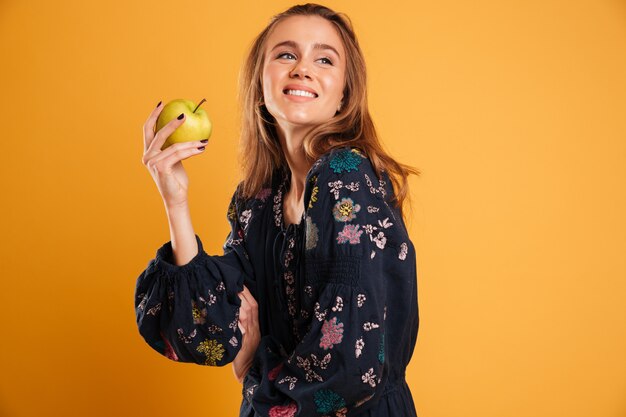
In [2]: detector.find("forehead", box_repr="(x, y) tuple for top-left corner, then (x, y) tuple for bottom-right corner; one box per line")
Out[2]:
(265, 15), (345, 57)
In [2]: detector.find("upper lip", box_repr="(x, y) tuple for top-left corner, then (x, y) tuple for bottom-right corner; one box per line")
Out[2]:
(283, 84), (318, 97)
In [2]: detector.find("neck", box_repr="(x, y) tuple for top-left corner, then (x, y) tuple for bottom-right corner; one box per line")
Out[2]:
(277, 124), (313, 200)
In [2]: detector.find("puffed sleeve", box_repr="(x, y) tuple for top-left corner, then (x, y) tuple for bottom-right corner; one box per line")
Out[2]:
(134, 185), (254, 366)
(246, 148), (411, 416)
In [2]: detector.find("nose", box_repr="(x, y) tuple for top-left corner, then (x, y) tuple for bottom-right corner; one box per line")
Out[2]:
(289, 61), (312, 80)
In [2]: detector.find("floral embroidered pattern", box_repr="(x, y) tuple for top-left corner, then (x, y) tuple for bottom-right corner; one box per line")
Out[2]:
(269, 363), (284, 381)
(332, 197), (361, 222)
(361, 368), (377, 387)
(355, 337), (364, 358)
(378, 333), (385, 364)
(296, 353), (331, 382)
(196, 339), (225, 366)
(314, 389), (347, 414)
(239, 209), (252, 232)
(399, 242), (408, 260)
(336, 224), (363, 244)
(363, 322), (380, 331)
(344, 181), (360, 192)
(320, 317), (344, 350)
(191, 300), (207, 325)
(331, 296), (344, 312)
(329, 149), (363, 174)
(269, 402), (298, 417)
(146, 302), (161, 316)
(308, 185), (319, 208)
(357, 294), (366, 307)
(199, 290), (216, 306)
(177, 328), (196, 343)
(305, 216), (319, 250)
(314, 302), (328, 321)
(278, 376), (298, 390)
(255, 187), (272, 202)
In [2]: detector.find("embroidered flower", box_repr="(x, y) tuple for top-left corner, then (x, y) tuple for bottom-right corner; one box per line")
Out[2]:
(332, 197), (361, 222)
(196, 339), (225, 366)
(320, 317), (344, 350)
(331, 296), (343, 312)
(362, 368), (377, 387)
(357, 294), (367, 307)
(355, 337), (365, 358)
(336, 224), (363, 245)
(278, 376), (298, 390)
(146, 302), (161, 316)
(296, 353), (330, 382)
(308, 185), (319, 208)
(269, 363), (284, 381)
(328, 180), (343, 200)
(177, 328), (196, 344)
(255, 187), (272, 202)
(378, 217), (393, 229)
(269, 402), (298, 417)
(314, 302), (328, 321)
(363, 322), (380, 331)
(191, 300), (207, 325)
(314, 389), (347, 414)
(367, 205), (380, 213)
(227, 201), (237, 221)
(372, 231), (387, 249)
(344, 181), (360, 192)
(229, 336), (238, 347)
(379, 333), (385, 364)
(399, 242), (408, 260)
(305, 216), (319, 250)
(239, 209), (252, 228)
(329, 149), (362, 174)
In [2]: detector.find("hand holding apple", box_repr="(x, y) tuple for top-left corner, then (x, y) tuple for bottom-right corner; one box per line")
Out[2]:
(156, 98), (212, 150)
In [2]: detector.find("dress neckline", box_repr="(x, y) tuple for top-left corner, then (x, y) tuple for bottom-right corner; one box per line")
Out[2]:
(275, 172), (305, 233)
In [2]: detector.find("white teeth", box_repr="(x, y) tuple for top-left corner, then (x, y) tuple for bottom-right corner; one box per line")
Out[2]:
(285, 89), (316, 98)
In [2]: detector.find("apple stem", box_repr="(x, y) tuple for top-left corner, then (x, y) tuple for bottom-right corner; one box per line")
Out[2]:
(193, 98), (207, 114)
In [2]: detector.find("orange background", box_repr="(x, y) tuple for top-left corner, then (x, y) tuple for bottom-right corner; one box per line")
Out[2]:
(1, 0), (625, 416)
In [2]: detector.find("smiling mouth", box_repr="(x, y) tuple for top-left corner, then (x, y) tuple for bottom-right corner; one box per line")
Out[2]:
(283, 89), (318, 98)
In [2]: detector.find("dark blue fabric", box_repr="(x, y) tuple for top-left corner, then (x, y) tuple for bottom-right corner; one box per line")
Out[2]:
(134, 147), (419, 416)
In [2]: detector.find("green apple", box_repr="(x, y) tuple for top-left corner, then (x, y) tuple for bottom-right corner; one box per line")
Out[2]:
(156, 98), (212, 150)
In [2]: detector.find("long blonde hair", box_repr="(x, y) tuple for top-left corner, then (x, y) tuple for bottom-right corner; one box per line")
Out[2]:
(236, 3), (420, 214)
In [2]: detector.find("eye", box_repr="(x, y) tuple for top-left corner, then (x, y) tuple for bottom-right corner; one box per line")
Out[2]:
(318, 57), (333, 65)
(277, 52), (296, 60)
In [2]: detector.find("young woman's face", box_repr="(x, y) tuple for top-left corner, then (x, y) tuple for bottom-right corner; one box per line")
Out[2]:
(262, 15), (346, 131)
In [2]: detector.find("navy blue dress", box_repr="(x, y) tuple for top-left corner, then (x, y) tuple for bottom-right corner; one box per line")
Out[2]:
(135, 147), (419, 417)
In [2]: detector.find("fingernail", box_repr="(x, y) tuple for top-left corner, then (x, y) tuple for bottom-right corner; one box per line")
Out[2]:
(156, 100), (162, 108)
(200, 139), (208, 143)
(177, 113), (184, 120)
(197, 146), (206, 151)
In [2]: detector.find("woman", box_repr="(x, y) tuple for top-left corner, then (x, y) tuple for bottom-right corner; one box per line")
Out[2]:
(136, 3), (420, 416)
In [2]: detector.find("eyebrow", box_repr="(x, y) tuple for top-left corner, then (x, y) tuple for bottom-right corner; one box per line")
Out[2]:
(270, 40), (341, 60)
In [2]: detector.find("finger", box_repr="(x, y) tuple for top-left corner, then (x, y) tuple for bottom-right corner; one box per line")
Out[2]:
(147, 113), (186, 155)
(143, 101), (165, 151)
(146, 143), (206, 172)
(149, 140), (207, 166)
(241, 285), (258, 309)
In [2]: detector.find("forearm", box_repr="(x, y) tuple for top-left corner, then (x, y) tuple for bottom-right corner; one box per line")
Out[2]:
(164, 202), (198, 266)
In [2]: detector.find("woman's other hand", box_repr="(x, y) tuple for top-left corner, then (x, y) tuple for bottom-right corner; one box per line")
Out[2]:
(233, 285), (260, 383)
(141, 102), (209, 209)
